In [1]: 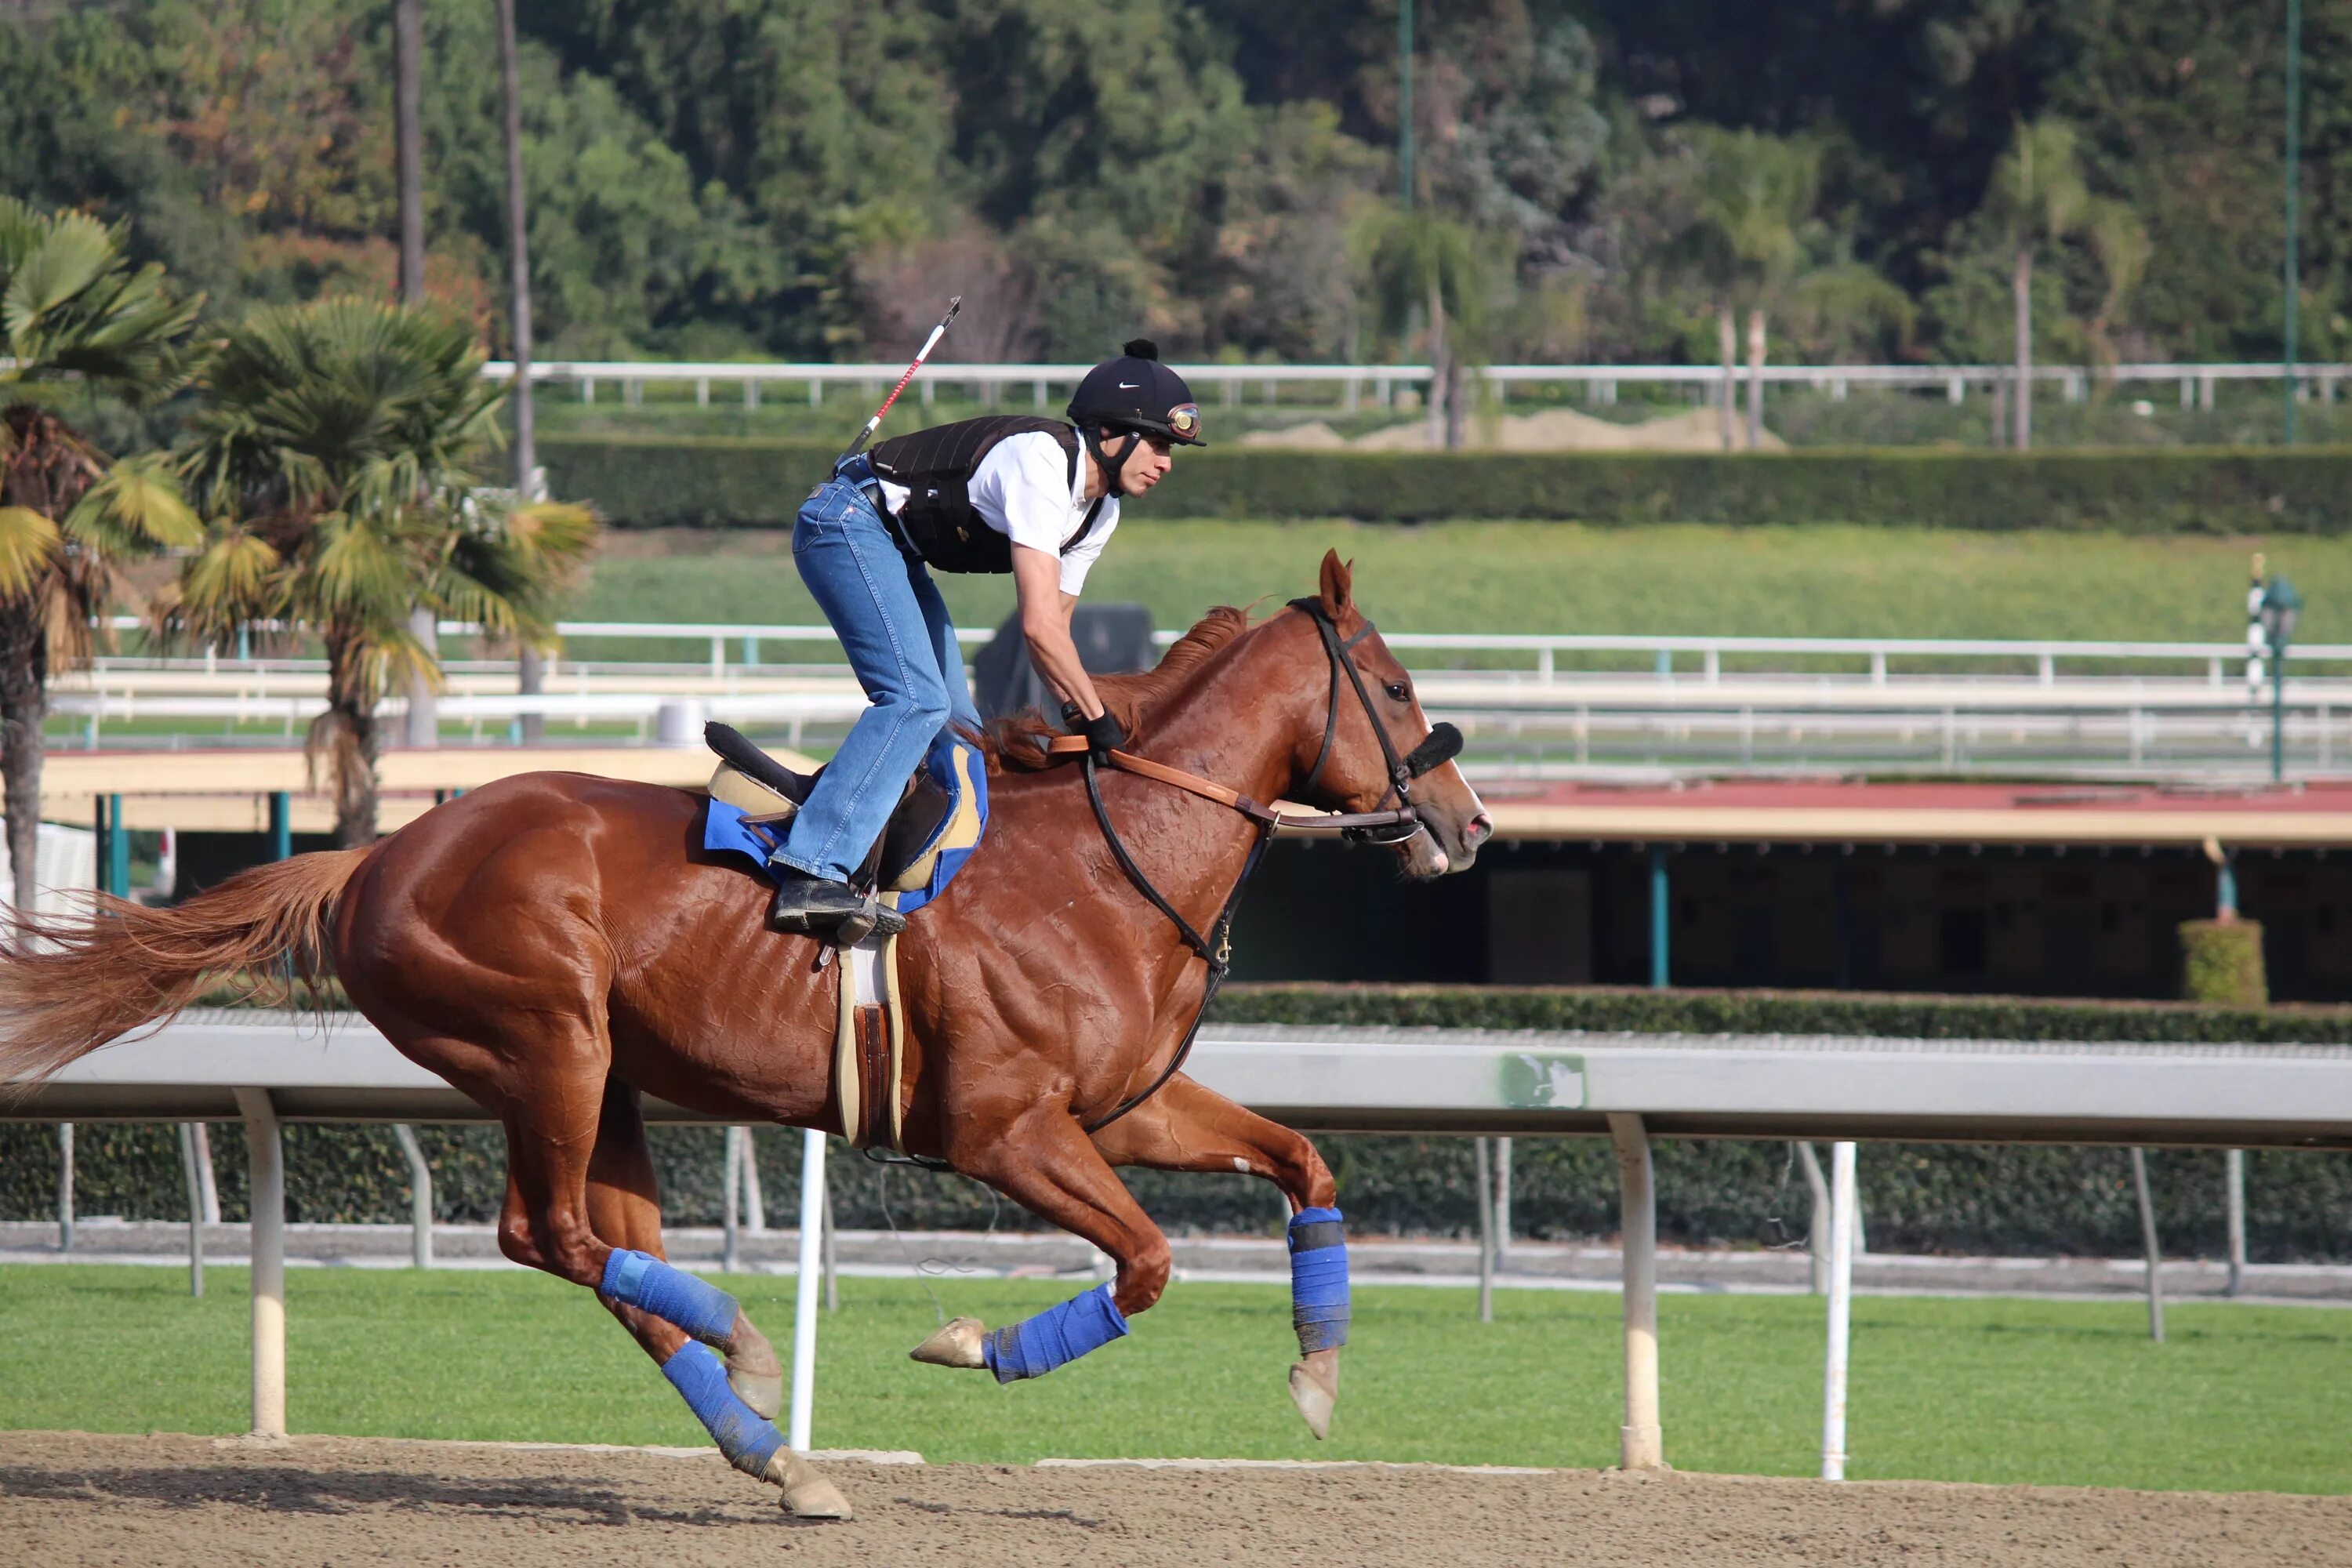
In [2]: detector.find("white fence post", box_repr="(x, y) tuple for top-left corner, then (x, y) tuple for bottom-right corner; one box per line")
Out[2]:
(1795, 1141), (1831, 1295)
(788, 1127), (825, 1452)
(235, 1087), (288, 1439)
(741, 1127), (767, 1232)
(1493, 1135), (1512, 1272)
(1607, 1112), (1663, 1470)
(56, 1122), (73, 1252)
(1821, 1140), (1857, 1480)
(193, 1122), (220, 1224)
(1474, 1136), (1496, 1323)
(2132, 1148), (2165, 1342)
(2225, 1149), (2248, 1297)
(723, 1126), (744, 1273)
(390, 1124), (434, 1269)
(180, 1122), (206, 1298)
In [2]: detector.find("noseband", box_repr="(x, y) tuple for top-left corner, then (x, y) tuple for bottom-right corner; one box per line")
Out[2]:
(1042, 598), (1465, 1131)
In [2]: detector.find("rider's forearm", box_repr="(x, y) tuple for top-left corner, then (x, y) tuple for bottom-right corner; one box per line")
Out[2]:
(1024, 612), (1103, 718)
(1012, 545), (1103, 718)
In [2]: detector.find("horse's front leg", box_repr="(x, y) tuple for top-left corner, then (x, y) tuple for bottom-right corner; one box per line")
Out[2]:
(1088, 1074), (1349, 1439)
(908, 1106), (1174, 1381)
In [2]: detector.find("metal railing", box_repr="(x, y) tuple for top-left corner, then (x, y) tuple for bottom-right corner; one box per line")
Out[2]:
(75, 618), (2352, 775)
(478, 358), (2352, 412)
(100, 616), (2352, 684)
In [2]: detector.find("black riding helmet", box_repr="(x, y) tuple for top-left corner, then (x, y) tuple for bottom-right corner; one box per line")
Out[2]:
(1066, 339), (1205, 486)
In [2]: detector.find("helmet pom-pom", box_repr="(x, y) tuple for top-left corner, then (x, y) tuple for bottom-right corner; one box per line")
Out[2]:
(1122, 338), (1160, 361)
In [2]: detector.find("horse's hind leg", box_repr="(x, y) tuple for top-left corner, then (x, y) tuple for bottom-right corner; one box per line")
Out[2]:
(580, 1076), (848, 1520)
(446, 1017), (843, 1519)
(583, 1080), (785, 1419)
(1089, 1076), (1349, 1439)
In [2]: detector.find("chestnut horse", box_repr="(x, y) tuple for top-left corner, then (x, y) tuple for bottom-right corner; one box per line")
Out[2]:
(0, 553), (1490, 1519)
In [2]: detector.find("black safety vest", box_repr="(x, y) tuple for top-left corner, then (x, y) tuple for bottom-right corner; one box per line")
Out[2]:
(867, 416), (1108, 575)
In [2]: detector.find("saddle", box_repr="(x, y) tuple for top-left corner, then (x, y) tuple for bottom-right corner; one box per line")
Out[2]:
(706, 720), (989, 1155)
(703, 720), (977, 896)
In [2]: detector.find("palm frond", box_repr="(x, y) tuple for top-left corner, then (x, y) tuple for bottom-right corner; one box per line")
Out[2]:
(0, 505), (61, 601)
(158, 526), (284, 649)
(296, 510), (420, 626)
(501, 500), (599, 572)
(1, 211), (114, 339)
(61, 454), (201, 557)
(1, 205), (201, 404)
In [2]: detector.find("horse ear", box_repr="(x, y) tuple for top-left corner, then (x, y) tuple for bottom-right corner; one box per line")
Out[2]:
(1318, 550), (1355, 619)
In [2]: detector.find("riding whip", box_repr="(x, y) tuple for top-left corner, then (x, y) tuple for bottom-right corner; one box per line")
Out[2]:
(839, 295), (962, 463)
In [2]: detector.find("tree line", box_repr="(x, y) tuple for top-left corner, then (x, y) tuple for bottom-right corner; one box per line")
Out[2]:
(2, 0), (2341, 380)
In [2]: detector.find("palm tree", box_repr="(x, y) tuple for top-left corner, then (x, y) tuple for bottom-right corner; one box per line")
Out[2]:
(1984, 119), (2090, 452)
(164, 299), (595, 847)
(0, 198), (205, 914)
(1673, 129), (1821, 452)
(1357, 205), (1504, 449)
(1983, 118), (2151, 449)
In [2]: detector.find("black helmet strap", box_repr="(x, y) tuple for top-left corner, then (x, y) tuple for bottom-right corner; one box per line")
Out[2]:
(1080, 425), (1143, 496)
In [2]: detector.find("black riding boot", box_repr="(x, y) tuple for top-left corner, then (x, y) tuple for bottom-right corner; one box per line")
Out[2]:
(766, 863), (906, 943)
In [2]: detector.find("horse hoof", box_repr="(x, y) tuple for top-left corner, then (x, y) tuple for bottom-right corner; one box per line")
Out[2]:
(763, 1450), (854, 1521)
(729, 1365), (784, 1421)
(909, 1316), (989, 1370)
(1288, 1361), (1337, 1440)
(785, 1472), (854, 1520)
(724, 1312), (786, 1420)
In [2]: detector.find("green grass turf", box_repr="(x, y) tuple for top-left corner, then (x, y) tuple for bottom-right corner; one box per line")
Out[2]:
(574, 521), (2352, 653)
(3, 1267), (2344, 1494)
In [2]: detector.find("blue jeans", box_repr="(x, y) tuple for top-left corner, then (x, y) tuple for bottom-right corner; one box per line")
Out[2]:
(771, 474), (981, 883)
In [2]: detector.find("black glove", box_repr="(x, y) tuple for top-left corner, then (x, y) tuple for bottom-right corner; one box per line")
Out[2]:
(1083, 711), (1127, 755)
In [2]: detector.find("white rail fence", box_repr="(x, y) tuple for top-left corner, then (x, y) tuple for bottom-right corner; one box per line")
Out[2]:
(480, 358), (2352, 413)
(97, 615), (2352, 685)
(74, 619), (2352, 772)
(16, 1017), (2350, 1475)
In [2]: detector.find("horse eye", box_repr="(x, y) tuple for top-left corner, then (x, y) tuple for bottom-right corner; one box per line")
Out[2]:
(1385, 681), (1411, 702)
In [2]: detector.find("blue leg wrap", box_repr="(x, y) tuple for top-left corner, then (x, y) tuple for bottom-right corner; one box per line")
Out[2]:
(1289, 1206), (1351, 1356)
(602, 1249), (739, 1345)
(662, 1340), (785, 1477)
(982, 1283), (1131, 1384)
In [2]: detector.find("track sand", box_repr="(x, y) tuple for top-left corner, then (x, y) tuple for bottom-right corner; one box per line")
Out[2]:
(3, 1432), (2344, 1567)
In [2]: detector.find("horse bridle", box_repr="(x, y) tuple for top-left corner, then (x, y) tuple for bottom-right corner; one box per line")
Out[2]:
(1044, 597), (1465, 1132)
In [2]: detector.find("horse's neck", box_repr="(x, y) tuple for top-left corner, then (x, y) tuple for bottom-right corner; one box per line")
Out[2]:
(1134, 626), (1304, 812)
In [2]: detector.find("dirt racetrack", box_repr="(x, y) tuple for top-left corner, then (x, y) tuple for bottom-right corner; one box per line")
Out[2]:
(2, 1431), (2346, 1568)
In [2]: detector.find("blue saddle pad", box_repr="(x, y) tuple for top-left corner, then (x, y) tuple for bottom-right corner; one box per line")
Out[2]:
(702, 731), (988, 917)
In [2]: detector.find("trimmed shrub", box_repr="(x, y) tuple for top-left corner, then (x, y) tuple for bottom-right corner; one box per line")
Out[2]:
(8, 1122), (2347, 1261)
(541, 435), (2352, 532)
(1206, 982), (2352, 1043)
(2180, 918), (2268, 1007)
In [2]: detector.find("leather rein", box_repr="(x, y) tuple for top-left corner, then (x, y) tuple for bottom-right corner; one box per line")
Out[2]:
(1043, 598), (1465, 1133)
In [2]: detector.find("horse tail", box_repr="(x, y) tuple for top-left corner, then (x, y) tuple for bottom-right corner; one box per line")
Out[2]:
(0, 847), (368, 1098)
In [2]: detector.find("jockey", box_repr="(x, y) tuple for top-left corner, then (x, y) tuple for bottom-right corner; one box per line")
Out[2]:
(766, 339), (1206, 938)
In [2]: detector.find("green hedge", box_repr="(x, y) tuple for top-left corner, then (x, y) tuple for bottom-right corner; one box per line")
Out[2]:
(8, 1122), (2344, 1261)
(542, 434), (2352, 531)
(1206, 982), (2352, 1043)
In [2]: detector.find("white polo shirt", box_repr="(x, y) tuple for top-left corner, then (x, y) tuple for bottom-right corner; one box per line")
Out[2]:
(877, 431), (1118, 594)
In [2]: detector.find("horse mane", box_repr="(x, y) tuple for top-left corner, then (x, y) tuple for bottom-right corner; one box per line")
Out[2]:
(985, 604), (1259, 770)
